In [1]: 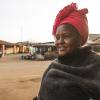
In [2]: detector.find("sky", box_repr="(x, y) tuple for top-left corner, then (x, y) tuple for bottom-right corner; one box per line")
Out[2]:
(0, 0), (100, 43)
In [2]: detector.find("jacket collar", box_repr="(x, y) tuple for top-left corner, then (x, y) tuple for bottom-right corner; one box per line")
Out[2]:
(58, 45), (92, 65)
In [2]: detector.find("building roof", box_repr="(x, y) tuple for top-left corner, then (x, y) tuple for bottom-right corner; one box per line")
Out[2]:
(89, 34), (100, 41)
(32, 42), (55, 47)
(0, 40), (14, 47)
(93, 37), (100, 44)
(88, 34), (100, 45)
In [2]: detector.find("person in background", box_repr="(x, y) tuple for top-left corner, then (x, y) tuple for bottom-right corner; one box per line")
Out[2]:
(33, 2), (100, 100)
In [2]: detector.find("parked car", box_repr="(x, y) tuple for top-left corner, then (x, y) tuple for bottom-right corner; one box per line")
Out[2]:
(21, 53), (45, 61)
(21, 53), (35, 60)
(0, 51), (3, 58)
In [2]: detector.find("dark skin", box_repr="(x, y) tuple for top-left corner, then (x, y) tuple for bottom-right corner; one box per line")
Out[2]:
(54, 24), (82, 57)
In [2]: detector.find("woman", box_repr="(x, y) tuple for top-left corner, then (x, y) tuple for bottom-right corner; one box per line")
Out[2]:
(34, 3), (100, 100)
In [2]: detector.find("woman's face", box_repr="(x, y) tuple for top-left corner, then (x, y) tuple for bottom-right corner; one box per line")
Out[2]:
(54, 24), (81, 57)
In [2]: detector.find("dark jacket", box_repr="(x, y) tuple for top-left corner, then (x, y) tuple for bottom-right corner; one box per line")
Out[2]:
(36, 46), (100, 100)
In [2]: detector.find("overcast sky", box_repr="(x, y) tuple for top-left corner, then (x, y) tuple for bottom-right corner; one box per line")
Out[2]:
(0, 0), (100, 43)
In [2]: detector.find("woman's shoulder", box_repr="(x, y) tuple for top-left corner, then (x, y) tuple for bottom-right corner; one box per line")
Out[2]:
(41, 60), (57, 78)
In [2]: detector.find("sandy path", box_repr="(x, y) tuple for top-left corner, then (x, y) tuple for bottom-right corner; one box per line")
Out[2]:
(0, 54), (51, 100)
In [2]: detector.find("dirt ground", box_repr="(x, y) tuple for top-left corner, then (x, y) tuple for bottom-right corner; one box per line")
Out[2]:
(0, 54), (51, 100)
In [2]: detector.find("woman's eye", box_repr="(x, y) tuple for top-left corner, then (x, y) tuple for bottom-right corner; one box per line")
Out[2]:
(55, 34), (72, 40)
(55, 36), (60, 40)
(64, 34), (71, 37)
(62, 35), (71, 39)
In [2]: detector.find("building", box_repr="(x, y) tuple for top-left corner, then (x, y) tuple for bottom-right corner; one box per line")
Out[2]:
(0, 40), (27, 57)
(88, 34), (100, 52)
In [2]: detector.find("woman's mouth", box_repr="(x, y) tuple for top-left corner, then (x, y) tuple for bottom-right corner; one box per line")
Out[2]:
(58, 47), (65, 51)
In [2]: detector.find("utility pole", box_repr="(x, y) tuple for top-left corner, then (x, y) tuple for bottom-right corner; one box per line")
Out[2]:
(20, 25), (24, 53)
(20, 25), (23, 43)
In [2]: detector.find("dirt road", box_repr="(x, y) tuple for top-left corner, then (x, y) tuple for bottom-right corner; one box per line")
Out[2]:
(0, 54), (51, 100)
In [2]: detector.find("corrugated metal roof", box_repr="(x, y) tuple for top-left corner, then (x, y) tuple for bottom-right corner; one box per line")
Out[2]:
(0, 40), (14, 46)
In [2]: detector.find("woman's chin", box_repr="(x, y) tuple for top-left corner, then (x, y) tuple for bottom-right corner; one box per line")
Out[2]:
(58, 52), (67, 57)
(58, 50), (72, 57)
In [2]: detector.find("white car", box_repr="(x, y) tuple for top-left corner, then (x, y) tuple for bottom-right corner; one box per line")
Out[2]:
(0, 51), (3, 58)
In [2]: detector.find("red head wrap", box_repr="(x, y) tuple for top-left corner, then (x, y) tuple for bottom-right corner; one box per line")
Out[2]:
(52, 3), (89, 45)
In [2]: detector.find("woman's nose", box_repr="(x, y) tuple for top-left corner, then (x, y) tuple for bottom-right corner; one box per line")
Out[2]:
(58, 37), (65, 44)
